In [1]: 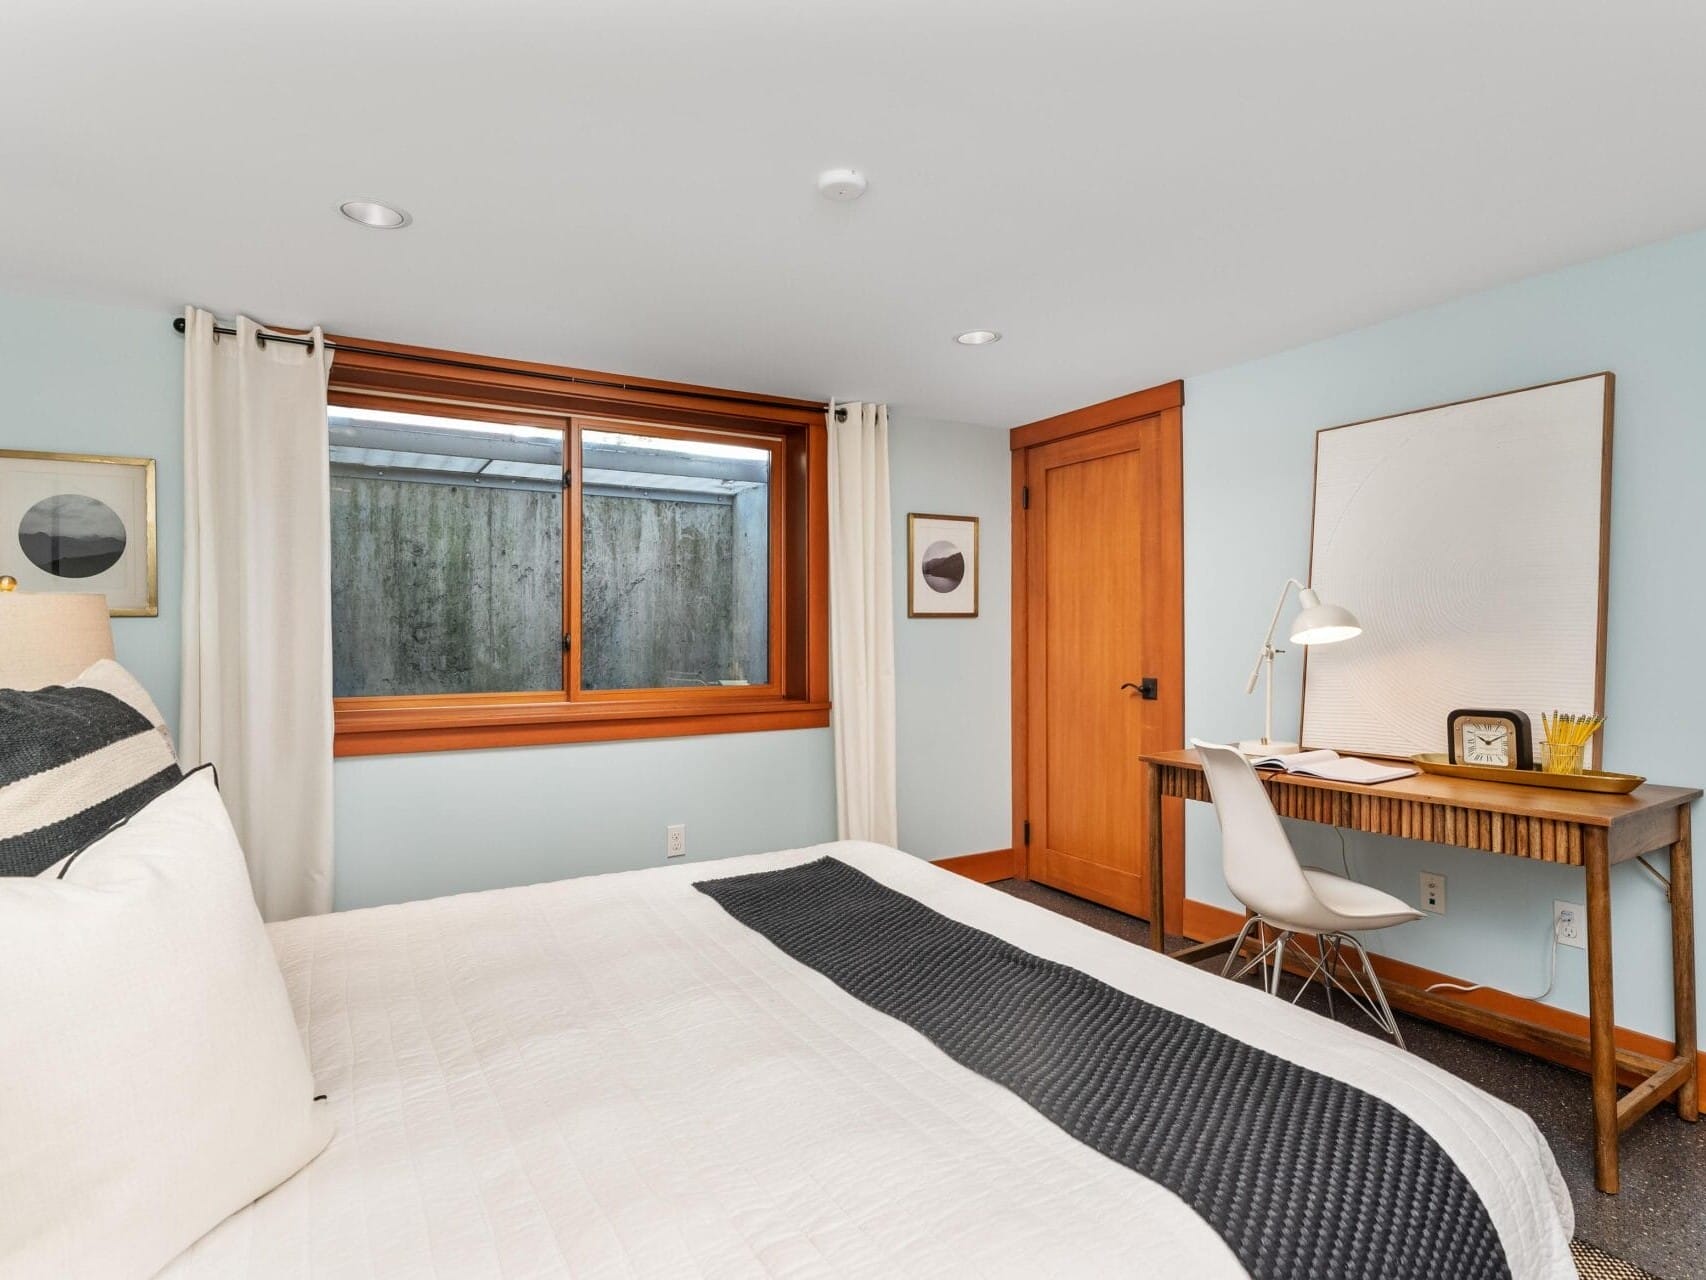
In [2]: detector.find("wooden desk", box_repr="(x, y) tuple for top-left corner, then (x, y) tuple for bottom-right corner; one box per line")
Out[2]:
(1141, 747), (1700, 1194)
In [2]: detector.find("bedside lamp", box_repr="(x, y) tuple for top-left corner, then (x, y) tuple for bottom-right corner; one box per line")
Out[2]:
(0, 580), (116, 690)
(1237, 577), (1360, 757)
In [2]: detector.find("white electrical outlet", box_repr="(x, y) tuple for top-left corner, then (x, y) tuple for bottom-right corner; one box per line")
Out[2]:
(666, 824), (686, 859)
(1420, 871), (1446, 914)
(1554, 900), (1586, 950)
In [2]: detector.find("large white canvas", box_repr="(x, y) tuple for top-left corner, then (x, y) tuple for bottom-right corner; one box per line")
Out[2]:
(1301, 374), (1610, 762)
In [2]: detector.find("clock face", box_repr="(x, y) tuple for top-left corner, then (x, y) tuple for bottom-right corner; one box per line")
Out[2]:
(1447, 708), (1534, 770)
(1462, 721), (1512, 767)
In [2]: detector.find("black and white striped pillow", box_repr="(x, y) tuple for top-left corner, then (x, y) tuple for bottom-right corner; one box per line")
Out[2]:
(0, 660), (182, 876)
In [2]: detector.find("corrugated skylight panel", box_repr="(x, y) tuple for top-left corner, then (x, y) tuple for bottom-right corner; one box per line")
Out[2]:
(329, 446), (488, 474)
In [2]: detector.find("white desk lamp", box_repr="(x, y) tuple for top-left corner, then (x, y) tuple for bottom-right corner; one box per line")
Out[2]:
(1238, 577), (1361, 757)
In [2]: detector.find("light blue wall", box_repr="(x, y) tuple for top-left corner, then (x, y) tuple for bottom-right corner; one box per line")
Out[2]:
(889, 416), (1012, 860)
(0, 292), (183, 731)
(332, 729), (836, 907)
(333, 409), (1022, 905)
(332, 409), (1018, 906)
(1183, 227), (1706, 1043)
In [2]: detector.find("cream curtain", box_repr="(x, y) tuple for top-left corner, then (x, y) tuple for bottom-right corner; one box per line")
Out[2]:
(827, 401), (898, 845)
(180, 308), (335, 921)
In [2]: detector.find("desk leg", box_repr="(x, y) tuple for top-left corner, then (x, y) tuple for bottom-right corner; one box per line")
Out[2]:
(1674, 807), (1698, 1122)
(1147, 761), (1165, 953)
(1586, 830), (1619, 1194)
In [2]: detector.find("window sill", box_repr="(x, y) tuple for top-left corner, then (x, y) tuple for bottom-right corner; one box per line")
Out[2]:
(332, 695), (832, 757)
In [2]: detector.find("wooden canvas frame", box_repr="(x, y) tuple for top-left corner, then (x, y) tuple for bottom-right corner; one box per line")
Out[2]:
(1300, 373), (1614, 766)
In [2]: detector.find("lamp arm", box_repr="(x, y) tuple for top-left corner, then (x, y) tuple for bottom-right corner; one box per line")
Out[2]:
(1243, 577), (1307, 694)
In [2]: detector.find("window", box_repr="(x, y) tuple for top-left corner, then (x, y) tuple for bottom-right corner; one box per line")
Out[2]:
(330, 404), (565, 698)
(326, 337), (829, 755)
(578, 428), (774, 692)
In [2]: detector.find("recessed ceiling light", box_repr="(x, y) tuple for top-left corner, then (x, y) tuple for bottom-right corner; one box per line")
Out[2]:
(954, 330), (1001, 346)
(338, 199), (411, 229)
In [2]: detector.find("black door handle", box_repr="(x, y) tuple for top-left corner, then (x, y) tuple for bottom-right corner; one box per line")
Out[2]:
(1121, 678), (1159, 700)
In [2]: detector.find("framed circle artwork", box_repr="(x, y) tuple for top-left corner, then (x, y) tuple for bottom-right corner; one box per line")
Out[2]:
(0, 450), (157, 617)
(907, 513), (979, 619)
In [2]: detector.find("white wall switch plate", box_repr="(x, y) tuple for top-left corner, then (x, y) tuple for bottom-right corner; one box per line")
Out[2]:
(1420, 871), (1446, 914)
(666, 824), (686, 859)
(1554, 900), (1586, 950)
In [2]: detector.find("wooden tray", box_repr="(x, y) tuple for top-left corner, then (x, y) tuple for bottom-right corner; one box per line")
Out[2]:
(1411, 754), (1645, 794)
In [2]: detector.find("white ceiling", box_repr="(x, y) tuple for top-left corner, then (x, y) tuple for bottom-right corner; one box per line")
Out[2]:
(4, 0), (1705, 427)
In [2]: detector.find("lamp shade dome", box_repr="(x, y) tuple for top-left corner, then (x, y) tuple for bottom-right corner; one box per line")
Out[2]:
(1289, 588), (1361, 646)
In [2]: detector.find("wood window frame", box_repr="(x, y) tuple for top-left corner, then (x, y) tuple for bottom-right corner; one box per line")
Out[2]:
(328, 335), (830, 757)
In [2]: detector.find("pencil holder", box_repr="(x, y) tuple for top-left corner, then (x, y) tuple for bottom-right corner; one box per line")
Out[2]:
(1541, 741), (1586, 775)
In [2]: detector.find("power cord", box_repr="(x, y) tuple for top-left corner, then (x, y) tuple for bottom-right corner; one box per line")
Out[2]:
(1321, 827), (1664, 1006)
(1294, 824), (1388, 958)
(1328, 827), (1384, 957)
(1425, 916), (1560, 1002)
(1422, 855), (1669, 1003)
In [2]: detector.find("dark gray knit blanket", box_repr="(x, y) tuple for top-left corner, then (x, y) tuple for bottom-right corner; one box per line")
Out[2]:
(696, 857), (1509, 1280)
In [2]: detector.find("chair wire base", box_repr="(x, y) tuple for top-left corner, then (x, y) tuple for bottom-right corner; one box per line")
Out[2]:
(1220, 917), (1406, 1049)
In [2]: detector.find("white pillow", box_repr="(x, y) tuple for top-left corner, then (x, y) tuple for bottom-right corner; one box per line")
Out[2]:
(0, 772), (333, 1277)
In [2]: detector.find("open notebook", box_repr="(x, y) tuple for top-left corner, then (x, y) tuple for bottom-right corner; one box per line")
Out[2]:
(1244, 748), (1418, 785)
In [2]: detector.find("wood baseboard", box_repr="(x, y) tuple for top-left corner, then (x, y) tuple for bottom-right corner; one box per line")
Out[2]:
(934, 849), (1017, 883)
(1181, 897), (1239, 943)
(1182, 897), (1706, 1086)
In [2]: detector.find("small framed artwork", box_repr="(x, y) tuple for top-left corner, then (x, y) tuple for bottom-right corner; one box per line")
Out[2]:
(907, 513), (979, 618)
(0, 449), (157, 616)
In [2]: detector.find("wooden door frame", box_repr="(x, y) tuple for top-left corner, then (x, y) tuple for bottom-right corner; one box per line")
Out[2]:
(1010, 380), (1186, 934)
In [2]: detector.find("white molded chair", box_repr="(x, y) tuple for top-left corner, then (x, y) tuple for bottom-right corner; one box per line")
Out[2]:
(1191, 739), (1424, 1047)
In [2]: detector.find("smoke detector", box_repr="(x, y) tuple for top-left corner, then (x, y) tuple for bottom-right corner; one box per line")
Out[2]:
(817, 168), (868, 201)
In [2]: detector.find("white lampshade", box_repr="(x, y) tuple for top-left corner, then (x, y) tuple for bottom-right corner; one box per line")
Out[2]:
(1289, 588), (1361, 646)
(0, 591), (116, 689)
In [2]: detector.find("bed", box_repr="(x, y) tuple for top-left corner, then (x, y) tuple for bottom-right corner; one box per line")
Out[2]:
(161, 842), (1575, 1279)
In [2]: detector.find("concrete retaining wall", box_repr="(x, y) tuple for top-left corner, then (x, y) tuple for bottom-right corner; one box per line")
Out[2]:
(333, 477), (766, 695)
(331, 476), (562, 696)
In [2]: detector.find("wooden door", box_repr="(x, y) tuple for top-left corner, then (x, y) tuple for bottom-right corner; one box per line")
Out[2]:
(1015, 403), (1183, 926)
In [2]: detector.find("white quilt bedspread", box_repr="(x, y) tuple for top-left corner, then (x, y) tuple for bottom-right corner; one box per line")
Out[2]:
(163, 843), (1574, 1279)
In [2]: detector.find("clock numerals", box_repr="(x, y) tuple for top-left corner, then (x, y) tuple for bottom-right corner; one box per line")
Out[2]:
(1463, 722), (1510, 767)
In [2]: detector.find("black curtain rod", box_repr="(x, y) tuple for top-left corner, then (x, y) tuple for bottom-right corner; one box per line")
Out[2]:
(169, 316), (840, 417)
